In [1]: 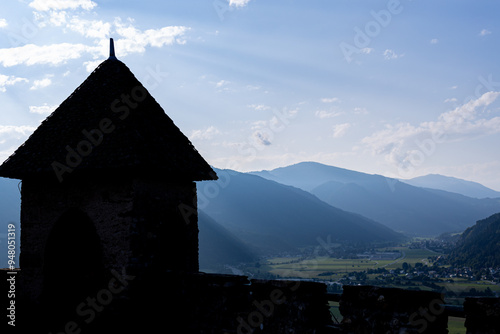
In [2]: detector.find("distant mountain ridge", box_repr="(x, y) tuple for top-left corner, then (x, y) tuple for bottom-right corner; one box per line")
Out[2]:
(198, 168), (404, 255)
(402, 174), (500, 199)
(3, 161), (500, 269)
(250, 161), (377, 192)
(1, 167), (402, 269)
(251, 162), (500, 236)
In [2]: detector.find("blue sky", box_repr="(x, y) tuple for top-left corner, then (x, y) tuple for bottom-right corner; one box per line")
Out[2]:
(1, 0), (500, 189)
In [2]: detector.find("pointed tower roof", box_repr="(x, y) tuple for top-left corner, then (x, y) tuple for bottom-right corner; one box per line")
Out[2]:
(0, 40), (217, 182)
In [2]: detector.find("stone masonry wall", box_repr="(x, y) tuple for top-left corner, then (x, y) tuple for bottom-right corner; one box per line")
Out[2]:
(464, 297), (500, 334)
(97, 271), (334, 334)
(340, 285), (448, 334)
(130, 179), (199, 273)
(19, 177), (134, 305)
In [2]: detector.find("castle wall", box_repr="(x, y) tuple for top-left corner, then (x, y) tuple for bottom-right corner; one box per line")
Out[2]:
(85, 271), (334, 334)
(340, 285), (448, 334)
(130, 179), (199, 273)
(464, 297), (500, 333)
(9, 264), (500, 334)
(19, 177), (134, 304)
(19, 176), (199, 306)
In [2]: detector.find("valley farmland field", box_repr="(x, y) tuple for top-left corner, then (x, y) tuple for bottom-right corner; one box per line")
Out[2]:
(266, 247), (439, 279)
(260, 246), (500, 334)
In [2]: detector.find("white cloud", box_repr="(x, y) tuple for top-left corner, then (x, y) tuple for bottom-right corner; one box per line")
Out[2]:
(246, 85), (261, 91)
(383, 49), (404, 60)
(0, 19), (7, 28)
(229, 0), (251, 7)
(438, 91), (500, 124)
(362, 91), (500, 167)
(315, 110), (343, 119)
(34, 11), (68, 27)
(360, 48), (373, 54)
(0, 75), (28, 92)
(332, 123), (351, 138)
(68, 18), (111, 39)
(0, 6), (189, 68)
(30, 78), (52, 90)
(252, 130), (272, 146)
(430, 38), (439, 44)
(215, 80), (229, 88)
(480, 29), (492, 36)
(0, 32), (187, 68)
(248, 104), (271, 111)
(190, 126), (221, 140)
(212, 79), (233, 92)
(246, 109), (297, 147)
(114, 19), (188, 55)
(321, 97), (340, 103)
(0, 146), (18, 164)
(0, 125), (37, 136)
(83, 59), (103, 72)
(354, 107), (369, 115)
(0, 43), (92, 67)
(251, 120), (268, 130)
(29, 104), (57, 115)
(444, 98), (457, 103)
(29, 0), (97, 11)
(49, 11), (68, 26)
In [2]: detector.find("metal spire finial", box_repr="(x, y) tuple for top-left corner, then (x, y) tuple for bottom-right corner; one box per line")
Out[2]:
(109, 38), (117, 60)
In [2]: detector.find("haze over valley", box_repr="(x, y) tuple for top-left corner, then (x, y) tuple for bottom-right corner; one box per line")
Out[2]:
(4, 162), (499, 270)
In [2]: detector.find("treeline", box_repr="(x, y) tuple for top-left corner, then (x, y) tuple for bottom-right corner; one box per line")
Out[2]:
(447, 213), (500, 269)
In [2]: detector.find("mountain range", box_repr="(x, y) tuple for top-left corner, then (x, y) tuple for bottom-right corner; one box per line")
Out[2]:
(198, 168), (403, 255)
(402, 174), (500, 199)
(2, 161), (500, 269)
(251, 162), (500, 236)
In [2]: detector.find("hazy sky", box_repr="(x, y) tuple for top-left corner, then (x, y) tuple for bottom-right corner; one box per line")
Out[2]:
(1, 0), (500, 189)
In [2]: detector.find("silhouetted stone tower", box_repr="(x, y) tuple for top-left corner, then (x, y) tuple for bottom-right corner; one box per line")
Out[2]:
(0, 39), (217, 310)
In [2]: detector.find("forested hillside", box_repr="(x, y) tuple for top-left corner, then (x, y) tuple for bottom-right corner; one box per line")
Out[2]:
(447, 213), (500, 269)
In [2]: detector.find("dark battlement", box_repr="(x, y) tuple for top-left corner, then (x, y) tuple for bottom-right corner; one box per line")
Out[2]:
(3, 269), (333, 333)
(3, 269), (500, 333)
